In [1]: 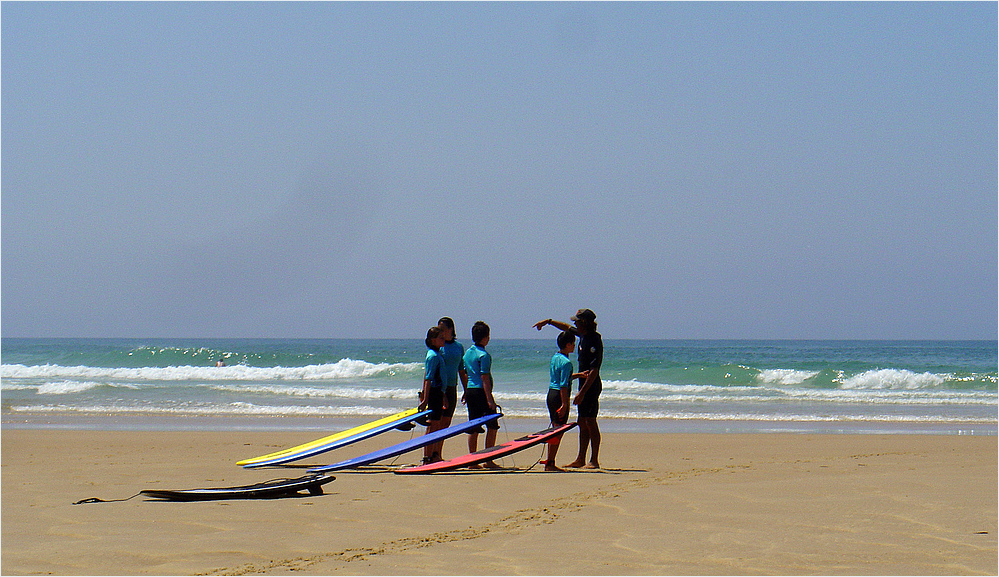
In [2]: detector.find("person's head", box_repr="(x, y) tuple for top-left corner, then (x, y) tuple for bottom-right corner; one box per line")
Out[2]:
(570, 308), (597, 333)
(437, 317), (456, 343)
(557, 331), (575, 354)
(426, 326), (445, 350)
(471, 321), (490, 346)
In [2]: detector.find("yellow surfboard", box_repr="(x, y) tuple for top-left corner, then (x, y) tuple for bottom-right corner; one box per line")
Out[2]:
(237, 407), (430, 467)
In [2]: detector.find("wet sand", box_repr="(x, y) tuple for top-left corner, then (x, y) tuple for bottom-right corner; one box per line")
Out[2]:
(2, 424), (996, 575)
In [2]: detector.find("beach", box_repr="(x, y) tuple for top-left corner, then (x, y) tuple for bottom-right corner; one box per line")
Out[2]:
(2, 423), (996, 575)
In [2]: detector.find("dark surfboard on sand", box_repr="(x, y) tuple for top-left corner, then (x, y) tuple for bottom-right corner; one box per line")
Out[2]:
(140, 474), (335, 501)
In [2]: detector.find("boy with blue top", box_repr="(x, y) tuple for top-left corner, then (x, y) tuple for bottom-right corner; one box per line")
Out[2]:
(544, 331), (584, 472)
(437, 317), (468, 426)
(462, 321), (501, 469)
(418, 326), (447, 464)
(433, 317), (467, 462)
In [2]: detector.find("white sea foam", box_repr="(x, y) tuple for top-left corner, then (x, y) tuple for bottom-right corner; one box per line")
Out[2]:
(756, 369), (821, 386)
(0, 359), (422, 382)
(9, 403), (396, 417)
(0, 383), (34, 390)
(603, 380), (735, 394)
(209, 384), (420, 400)
(9, 403), (994, 424)
(35, 380), (107, 395)
(514, 378), (996, 406)
(492, 391), (547, 402)
(837, 369), (947, 390)
(596, 410), (996, 423)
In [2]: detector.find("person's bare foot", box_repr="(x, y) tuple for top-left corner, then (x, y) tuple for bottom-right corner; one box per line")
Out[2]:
(583, 462), (600, 469)
(565, 460), (585, 468)
(482, 461), (502, 469)
(467, 463), (483, 470)
(544, 463), (565, 472)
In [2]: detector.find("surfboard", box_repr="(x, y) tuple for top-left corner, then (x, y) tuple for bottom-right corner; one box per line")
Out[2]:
(307, 413), (502, 473)
(237, 408), (432, 468)
(140, 474), (335, 501)
(394, 422), (578, 474)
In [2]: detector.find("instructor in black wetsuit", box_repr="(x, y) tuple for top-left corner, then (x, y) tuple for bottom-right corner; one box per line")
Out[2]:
(533, 308), (603, 469)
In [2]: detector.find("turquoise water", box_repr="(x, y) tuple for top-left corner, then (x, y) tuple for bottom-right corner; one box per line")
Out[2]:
(2, 338), (995, 434)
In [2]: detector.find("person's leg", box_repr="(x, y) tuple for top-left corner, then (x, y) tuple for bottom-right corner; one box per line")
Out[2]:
(566, 420), (590, 468)
(423, 419), (442, 461)
(432, 417), (451, 461)
(545, 390), (567, 471)
(466, 431), (482, 469)
(434, 388), (456, 459)
(423, 387), (445, 462)
(437, 416), (452, 456)
(545, 437), (564, 471)
(584, 417), (600, 469)
(483, 427), (500, 468)
(430, 389), (456, 459)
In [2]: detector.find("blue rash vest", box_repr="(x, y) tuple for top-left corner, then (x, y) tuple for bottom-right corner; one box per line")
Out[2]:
(550, 352), (573, 391)
(439, 340), (465, 391)
(462, 344), (491, 390)
(424, 348), (445, 390)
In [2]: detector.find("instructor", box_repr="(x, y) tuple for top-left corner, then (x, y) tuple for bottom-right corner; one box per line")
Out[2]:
(533, 308), (602, 469)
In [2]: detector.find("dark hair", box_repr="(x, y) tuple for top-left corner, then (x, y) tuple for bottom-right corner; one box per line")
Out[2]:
(425, 326), (443, 350)
(557, 331), (575, 350)
(438, 317), (456, 343)
(471, 321), (490, 344)
(572, 308), (597, 332)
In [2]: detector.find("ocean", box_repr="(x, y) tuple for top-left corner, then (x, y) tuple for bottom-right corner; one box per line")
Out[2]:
(2, 338), (995, 435)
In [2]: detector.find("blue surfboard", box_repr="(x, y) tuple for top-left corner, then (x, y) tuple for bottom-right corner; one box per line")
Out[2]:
(240, 409), (433, 468)
(308, 413), (502, 473)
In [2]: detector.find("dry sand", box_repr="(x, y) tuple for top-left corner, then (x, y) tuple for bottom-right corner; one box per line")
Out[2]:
(2, 424), (996, 575)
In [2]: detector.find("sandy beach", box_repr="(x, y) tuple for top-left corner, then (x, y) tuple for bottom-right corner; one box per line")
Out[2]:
(2, 424), (996, 575)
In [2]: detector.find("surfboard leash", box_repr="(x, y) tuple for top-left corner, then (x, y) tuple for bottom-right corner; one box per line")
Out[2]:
(72, 475), (308, 504)
(518, 445), (547, 473)
(73, 492), (142, 505)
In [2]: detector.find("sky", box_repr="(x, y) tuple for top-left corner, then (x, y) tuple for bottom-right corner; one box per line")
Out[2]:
(2, 2), (996, 340)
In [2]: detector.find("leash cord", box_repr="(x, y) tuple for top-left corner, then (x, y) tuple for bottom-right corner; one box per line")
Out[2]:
(73, 492), (142, 505)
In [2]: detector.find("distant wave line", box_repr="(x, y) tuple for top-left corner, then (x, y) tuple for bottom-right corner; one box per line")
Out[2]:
(0, 360), (423, 382)
(8, 403), (995, 424)
(4, 378), (995, 406)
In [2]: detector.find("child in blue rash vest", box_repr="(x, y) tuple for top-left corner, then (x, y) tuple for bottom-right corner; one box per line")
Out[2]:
(437, 317), (467, 425)
(461, 321), (501, 469)
(418, 326), (448, 464)
(433, 317), (467, 462)
(544, 331), (585, 472)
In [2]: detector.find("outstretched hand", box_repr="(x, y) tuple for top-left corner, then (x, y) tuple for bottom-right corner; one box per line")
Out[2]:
(532, 320), (548, 331)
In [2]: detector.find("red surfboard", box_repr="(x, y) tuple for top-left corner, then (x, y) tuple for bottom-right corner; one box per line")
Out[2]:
(394, 422), (577, 474)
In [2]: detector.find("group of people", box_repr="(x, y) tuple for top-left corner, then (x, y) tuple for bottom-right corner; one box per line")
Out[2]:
(418, 308), (603, 471)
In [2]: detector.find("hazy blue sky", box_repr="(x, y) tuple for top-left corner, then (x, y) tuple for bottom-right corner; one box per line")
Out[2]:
(3, 2), (996, 340)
